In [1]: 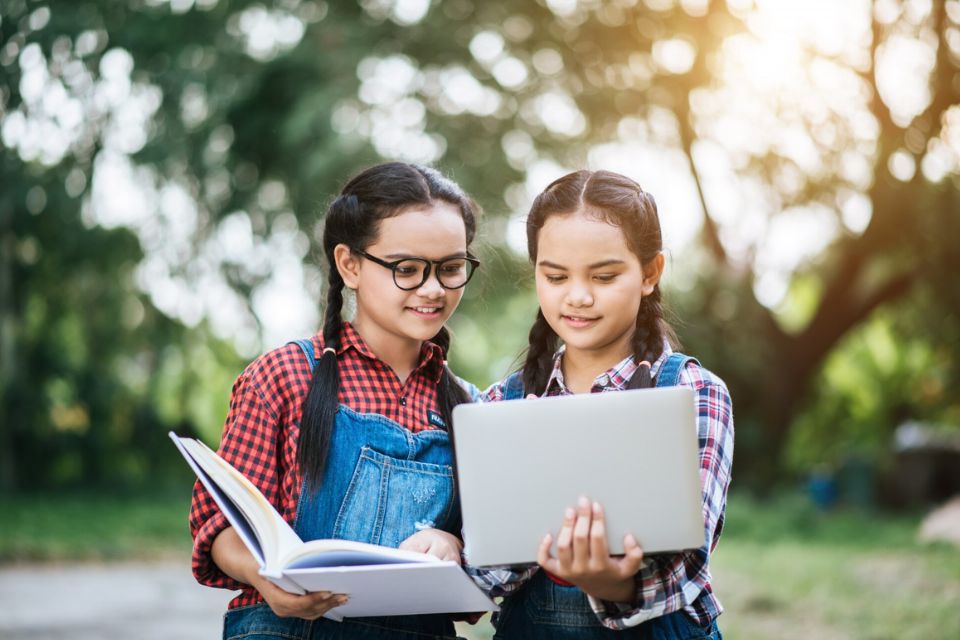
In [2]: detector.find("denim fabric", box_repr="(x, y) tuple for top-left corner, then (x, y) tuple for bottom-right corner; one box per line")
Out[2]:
(294, 405), (456, 546)
(222, 403), (459, 640)
(494, 353), (724, 638)
(491, 570), (722, 640)
(223, 603), (459, 640)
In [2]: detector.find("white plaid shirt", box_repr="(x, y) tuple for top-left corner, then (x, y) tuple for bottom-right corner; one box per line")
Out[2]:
(466, 345), (734, 630)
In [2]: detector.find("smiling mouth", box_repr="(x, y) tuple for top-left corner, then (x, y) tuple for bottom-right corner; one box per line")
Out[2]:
(561, 314), (600, 324)
(408, 306), (444, 315)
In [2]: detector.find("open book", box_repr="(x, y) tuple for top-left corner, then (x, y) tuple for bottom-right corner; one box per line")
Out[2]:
(170, 432), (497, 620)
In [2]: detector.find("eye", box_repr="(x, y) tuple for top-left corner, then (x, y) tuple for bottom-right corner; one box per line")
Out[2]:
(440, 261), (465, 274)
(594, 274), (617, 282)
(544, 274), (567, 283)
(395, 266), (419, 276)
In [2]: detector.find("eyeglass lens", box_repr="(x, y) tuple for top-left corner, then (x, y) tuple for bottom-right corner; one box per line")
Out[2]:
(393, 258), (474, 290)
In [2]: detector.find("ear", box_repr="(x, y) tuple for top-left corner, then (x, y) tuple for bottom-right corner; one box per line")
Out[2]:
(333, 244), (362, 290)
(640, 253), (665, 296)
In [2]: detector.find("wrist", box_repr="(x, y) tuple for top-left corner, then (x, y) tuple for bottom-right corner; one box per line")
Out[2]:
(582, 576), (636, 604)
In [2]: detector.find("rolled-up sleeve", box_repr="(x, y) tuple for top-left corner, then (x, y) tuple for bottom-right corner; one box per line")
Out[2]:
(188, 371), (281, 590)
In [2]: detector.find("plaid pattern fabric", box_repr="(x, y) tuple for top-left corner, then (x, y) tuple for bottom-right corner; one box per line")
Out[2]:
(468, 344), (734, 630)
(188, 322), (446, 609)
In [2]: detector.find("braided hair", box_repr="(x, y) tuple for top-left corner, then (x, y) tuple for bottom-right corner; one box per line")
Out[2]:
(521, 170), (676, 395)
(298, 163), (479, 492)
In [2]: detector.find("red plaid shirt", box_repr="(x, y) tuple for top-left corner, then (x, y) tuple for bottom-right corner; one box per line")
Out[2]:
(188, 322), (446, 609)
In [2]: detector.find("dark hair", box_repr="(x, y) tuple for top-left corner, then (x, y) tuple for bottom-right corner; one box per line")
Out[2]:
(521, 169), (677, 395)
(299, 162), (479, 491)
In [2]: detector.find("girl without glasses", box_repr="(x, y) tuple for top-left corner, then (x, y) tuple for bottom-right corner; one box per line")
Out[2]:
(189, 162), (482, 640)
(471, 170), (734, 640)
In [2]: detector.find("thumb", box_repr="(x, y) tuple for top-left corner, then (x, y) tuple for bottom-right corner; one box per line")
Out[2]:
(526, 393), (539, 399)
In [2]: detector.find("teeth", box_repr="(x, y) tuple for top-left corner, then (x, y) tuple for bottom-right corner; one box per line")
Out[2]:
(414, 307), (441, 313)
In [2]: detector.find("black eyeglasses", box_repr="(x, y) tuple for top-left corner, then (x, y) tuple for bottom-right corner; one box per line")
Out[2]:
(352, 248), (480, 291)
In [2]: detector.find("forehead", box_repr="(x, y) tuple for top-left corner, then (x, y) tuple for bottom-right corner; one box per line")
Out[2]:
(537, 211), (634, 261)
(370, 201), (467, 256)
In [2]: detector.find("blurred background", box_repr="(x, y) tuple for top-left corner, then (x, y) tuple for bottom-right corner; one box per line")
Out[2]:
(1, 0), (959, 638)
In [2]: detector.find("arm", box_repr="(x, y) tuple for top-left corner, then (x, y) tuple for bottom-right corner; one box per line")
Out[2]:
(211, 526), (346, 619)
(189, 371), (276, 590)
(586, 376), (734, 628)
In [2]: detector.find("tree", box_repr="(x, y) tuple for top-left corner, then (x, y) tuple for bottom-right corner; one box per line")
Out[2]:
(3, 0), (958, 489)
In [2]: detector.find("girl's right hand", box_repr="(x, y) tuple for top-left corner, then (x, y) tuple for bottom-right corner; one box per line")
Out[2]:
(249, 573), (348, 620)
(212, 526), (348, 620)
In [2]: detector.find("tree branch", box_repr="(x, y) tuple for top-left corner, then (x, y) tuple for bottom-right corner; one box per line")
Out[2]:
(676, 102), (728, 265)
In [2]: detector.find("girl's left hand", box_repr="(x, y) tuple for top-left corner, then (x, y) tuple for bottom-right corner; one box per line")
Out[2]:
(399, 528), (463, 563)
(537, 497), (644, 604)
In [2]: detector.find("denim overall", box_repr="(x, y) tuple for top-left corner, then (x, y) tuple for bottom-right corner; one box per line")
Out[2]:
(491, 353), (723, 640)
(222, 340), (461, 640)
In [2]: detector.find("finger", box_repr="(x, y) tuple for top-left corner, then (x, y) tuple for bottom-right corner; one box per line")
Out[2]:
(588, 501), (610, 562)
(305, 593), (349, 620)
(398, 537), (429, 553)
(526, 393), (538, 399)
(616, 533), (645, 578)
(537, 533), (558, 574)
(432, 540), (459, 563)
(571, 496), (592, 570)
(555, 507), (576, 568)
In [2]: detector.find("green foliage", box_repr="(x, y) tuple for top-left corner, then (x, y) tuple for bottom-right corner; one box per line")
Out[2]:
(788, 309), (959, 473)
(0, 490), (195, 562)
(2, 0), (959, 492)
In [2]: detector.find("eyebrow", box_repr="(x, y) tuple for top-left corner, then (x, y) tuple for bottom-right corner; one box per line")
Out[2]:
(383, 252), (469, 261)
(538, 259), (626, 270)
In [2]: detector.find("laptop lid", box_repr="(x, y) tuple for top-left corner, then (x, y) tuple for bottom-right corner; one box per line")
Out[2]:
(452, 386), (705, 567)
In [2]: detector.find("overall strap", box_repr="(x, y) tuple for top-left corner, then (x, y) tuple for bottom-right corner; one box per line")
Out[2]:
(654, 352), (700, 388)
(289, 338), (318, 372)
(502, 371), (526, 401)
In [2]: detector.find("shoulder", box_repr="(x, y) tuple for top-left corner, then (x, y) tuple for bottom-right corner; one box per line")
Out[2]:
(454, 374), (482, 402)
(670, 355), (729, 394)
(480, 371), (523, 403)
(235, 339), (317, 407)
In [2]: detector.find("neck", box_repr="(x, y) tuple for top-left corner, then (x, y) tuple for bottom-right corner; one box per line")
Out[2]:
(350, 315), (422, 384)
(561, 333), (633, 394)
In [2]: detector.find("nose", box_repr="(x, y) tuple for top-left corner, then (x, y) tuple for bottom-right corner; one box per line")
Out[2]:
(565, 281), (594, 308)
(416, 266), (445, 299)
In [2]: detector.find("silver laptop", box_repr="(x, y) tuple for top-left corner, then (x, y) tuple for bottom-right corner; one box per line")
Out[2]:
(452, 386), (705, 567)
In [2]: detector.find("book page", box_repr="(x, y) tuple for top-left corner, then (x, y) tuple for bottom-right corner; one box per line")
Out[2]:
(173, 434), (297, 574)
(281, 538), (440, 570)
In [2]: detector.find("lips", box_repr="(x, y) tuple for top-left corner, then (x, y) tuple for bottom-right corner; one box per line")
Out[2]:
(407, 305), (444, 317)
(561, 314), (600, 328)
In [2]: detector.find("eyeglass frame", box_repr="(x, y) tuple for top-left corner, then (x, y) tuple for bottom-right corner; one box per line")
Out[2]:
(350, 248), (480, 291)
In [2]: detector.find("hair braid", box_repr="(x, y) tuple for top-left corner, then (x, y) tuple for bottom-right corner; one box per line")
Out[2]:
(626, 287), (668, 390)
(522, 309), (560, 396)
(298, 260), (345, 492)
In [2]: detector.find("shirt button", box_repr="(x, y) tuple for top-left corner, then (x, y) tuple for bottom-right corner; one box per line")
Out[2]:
(399, 396), (407, 407)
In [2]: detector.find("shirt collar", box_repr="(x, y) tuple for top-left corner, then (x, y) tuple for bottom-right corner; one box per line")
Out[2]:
(543, 341), (674, 395)
(331, 322), (446, 383)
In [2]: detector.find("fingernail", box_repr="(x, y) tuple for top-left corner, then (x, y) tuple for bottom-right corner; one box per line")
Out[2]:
(565, 507), (576, 519)
(337, 596), (349, 605)
(593, 501), (601, 513)
(542, 533), (552, 544)
(578, 496), (589, 508)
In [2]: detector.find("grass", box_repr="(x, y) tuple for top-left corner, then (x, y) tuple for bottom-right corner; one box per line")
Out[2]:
(0, 491), (193, 562)
(2, 491), (958, 639)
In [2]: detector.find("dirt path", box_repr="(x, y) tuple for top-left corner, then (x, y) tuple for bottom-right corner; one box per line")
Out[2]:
(0, 562), (232, 639)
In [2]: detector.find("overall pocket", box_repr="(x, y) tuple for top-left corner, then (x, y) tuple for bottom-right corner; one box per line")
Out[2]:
(331, 446), (454, 548)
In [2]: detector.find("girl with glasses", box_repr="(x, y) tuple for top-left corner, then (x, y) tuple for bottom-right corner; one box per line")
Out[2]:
(470, 170), (733, 639)
(189, 162), (482, 639)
